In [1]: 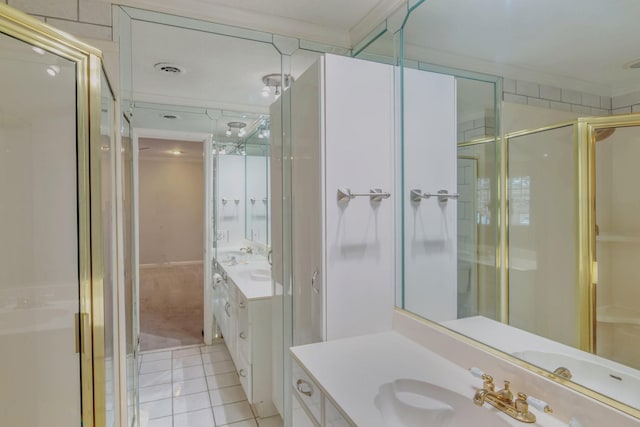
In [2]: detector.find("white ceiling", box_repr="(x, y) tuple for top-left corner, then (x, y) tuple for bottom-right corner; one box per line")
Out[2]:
(403, 0), (640, 96)
(128, 0), (640, 135)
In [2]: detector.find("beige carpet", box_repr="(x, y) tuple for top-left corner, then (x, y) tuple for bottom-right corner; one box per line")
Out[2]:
(139, 263), (204, 351)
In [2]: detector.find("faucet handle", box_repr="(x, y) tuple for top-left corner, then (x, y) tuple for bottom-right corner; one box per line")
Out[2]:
(526, 395), (552, 413)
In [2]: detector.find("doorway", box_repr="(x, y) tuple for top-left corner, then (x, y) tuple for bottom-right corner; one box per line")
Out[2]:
(137, 136), (206, 351)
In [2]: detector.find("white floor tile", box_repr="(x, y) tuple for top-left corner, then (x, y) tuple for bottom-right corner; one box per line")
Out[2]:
(202, 350), (231, 364)
(143, 351), (172, 362)
(209, 385), (247, 406)
(204, 360), (236, 376)
(206, 372), (240, 390)
(173, 354), (204, 369)
(173, 408), (215, 427)
(213, 401), (254, 425)
(257, 415), (284, 427)
(224, 419), (258, 427)
(200, 343), (227, 354)
(139, 397), (172, 420)
(173, 391), (211, 414)
(140, 415), (172, 427)
(173, 347), (202, 358)
(140, 359), (172, 374)
(139, 383), (173, 403)
(139, 370), (173, 388)
(173, 365), (206, 381)
(173, 377), (208, 397)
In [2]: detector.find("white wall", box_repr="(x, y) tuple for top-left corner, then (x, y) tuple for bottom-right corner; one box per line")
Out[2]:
(138, 153), (204, 264)
(403, 68), (458, 322)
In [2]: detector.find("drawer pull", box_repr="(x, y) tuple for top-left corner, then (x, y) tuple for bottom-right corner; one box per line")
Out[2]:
(224, 302), (231, 317)
(239, 369), (247, 377)
(239, 331), (247, 339)
(296, 379), (313, 397)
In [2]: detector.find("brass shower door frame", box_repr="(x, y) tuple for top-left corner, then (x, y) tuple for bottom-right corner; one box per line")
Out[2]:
(0, 4), (111, 427)
(577, 113), (640, 354)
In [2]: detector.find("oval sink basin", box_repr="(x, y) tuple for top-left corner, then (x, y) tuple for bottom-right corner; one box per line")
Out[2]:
(250, 268), (271, 281)
(374, 379), (511, 427)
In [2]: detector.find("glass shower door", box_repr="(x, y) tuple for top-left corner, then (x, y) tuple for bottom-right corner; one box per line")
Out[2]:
(0, 31), (81, 426)
(594, 125), (640, 369)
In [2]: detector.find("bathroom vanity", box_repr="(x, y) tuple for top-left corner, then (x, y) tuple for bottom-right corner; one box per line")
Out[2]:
(213, 249), (276, 417)
(290, 309), (640, 427)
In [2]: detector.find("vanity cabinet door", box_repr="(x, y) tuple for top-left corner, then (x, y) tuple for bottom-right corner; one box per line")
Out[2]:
(292, 359), (322, 424)
(324, 398), (352, 427)
(293, 392), (319, 427)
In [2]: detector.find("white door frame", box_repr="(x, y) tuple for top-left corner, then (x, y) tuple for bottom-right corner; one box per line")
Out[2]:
(132, 128), (215, 346)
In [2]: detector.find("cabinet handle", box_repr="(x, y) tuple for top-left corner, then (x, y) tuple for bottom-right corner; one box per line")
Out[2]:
(239, 331), (246, 339)
(296, 379), (313, 397)
(224, 302), (231, 317)
(239, 369), (247, 377)
(311, 270), (319, 294)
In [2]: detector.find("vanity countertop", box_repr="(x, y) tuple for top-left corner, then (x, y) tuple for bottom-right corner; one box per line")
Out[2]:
(217, 250), (272, 301)
(290, 331), (565, 427)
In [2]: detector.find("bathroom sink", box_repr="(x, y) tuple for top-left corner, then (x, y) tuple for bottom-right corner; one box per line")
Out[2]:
(250, 268), (271, 281)
(374, 379), (511, 427)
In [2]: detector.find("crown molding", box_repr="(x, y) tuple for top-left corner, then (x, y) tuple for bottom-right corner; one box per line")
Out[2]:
(349, 0), (405, 47)
(112, 0), (352, 48)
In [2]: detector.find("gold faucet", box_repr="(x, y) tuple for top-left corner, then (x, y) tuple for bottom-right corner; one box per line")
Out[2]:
(473, 374), (552, 423)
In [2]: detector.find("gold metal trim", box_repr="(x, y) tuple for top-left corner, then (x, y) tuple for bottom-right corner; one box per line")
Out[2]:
(0, 4), (109, 427)
(458, 136), (497, 147)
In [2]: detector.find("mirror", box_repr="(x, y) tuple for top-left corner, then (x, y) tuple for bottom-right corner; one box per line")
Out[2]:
(396, 0), (640, 413)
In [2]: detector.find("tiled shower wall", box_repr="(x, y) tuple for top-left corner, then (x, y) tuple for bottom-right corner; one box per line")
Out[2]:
(6, 0), (112, 40)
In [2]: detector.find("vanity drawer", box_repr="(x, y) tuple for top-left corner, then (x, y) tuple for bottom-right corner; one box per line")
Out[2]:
(292, 359), (322, 424)
(292, 391), (320, 427)
(324, 397), (352, 427)
(236, 352), (252, 400)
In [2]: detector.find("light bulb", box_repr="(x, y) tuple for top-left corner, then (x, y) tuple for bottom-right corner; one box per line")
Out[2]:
(225, 128), (232, 136)
(238, 129), (246, 137)
(261, 85), (270, 98)
(258, 131), (264, 139)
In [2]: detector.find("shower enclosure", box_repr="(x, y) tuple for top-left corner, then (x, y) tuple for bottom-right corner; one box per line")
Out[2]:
(0, 5), (117, 426)
(506, 114), (640, 368)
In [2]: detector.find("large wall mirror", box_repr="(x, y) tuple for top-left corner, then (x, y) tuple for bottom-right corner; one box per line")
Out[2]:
(392, 0), (640, 416)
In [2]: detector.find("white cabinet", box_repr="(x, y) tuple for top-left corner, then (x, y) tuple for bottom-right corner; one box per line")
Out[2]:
(287, 53), (395, 346)
(291, 358), (353, 427)
(212, 265), (276, 417)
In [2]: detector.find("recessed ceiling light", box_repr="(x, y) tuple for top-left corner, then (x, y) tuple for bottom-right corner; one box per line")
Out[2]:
(624, 59), (640, 69)
(46, 65), (60, 77)
(154, 62), (186, 75)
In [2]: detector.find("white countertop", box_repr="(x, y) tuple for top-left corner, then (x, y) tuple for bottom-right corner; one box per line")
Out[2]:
(217, 250), (272, 300)
(290, 331), (564, 427)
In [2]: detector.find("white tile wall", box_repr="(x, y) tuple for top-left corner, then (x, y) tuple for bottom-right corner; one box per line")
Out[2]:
(7, 0), (113, 40)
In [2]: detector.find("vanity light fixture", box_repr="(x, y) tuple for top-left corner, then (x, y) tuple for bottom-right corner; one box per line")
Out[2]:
(261, 73), (294, 99)
(168, 149), (184, 155)
(226, 121), (247, 138)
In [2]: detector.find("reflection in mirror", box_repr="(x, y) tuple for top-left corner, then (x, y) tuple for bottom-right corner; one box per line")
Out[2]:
(398, 0), (640, 414)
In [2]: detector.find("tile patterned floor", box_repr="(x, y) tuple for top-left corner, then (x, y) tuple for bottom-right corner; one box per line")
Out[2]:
(138, 343), (283, 427)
